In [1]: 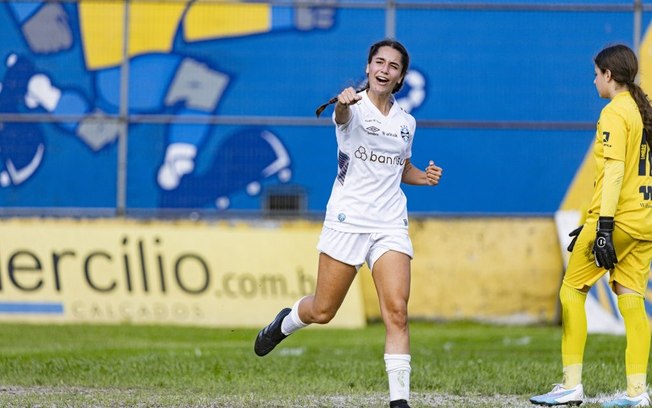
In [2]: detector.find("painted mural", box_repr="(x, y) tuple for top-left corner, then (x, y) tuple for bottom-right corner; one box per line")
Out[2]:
(0, 1), (645, 214)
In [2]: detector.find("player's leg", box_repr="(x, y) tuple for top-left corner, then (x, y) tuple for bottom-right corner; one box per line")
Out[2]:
(254, 253), (357, 357)
(296, 252), (358, 325)
(530, 280), (588, 406)
(602, 236), (652, 407)
(254, 227), (363, 357)
(368, 231), (413, 408)
(531, 220), (604, 406)
(372, 250), (411, 354)
(372, 251), (411, 408)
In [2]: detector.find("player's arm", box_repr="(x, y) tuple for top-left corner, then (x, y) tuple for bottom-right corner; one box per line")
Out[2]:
(592, 105), (627, 269)
(601, 158), (624, 217)
(334, 87), (361, 125)
(593, 158), (623, 269)
(402, 159), (442, 186)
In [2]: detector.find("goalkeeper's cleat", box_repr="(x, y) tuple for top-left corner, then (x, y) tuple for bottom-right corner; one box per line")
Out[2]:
(389, 399), (410, 408)
(254, 307), (291, 357)
(602, 392), (651, 407)
(530, 384), (584, 406)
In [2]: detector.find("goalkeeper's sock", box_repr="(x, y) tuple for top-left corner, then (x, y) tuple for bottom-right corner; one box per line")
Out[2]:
(618, 293), (650, 397)
(385, 354), (411, 402)
(281, 297), (309, 336)
(562, 364), (583, 389)
(559, 282), (587, 388)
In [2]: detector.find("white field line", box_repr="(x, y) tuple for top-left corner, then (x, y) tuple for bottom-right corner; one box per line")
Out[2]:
(0, 386), (619, 407)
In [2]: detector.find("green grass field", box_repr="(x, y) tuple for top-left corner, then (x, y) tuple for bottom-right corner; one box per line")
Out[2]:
(0, 321), (637, 407)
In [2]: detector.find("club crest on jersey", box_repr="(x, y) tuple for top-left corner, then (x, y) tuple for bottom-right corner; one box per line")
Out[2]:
(338, 213), (346, 222)
(400, 125), (410, 142)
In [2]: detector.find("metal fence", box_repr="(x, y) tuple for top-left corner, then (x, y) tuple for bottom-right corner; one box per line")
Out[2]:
(0, 1), (648, 217)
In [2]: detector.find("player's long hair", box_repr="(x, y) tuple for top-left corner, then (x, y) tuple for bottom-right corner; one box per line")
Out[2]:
(315, 39), (410, 117)
(595, 44), (652, 146)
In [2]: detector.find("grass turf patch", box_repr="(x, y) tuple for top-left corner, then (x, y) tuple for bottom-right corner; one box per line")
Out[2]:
(0, 321), (632, 407)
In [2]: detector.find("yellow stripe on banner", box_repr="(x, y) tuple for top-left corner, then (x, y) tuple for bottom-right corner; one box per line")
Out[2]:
(184, 3), (271, 41)
(79, 1), (187, 69)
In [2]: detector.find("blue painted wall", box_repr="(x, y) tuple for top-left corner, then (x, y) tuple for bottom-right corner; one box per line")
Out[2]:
(0, 1), (645, 215)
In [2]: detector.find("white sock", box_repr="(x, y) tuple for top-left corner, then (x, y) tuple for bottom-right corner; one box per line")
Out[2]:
(385, 353), (411, 402)
(281, 297), (309, 335)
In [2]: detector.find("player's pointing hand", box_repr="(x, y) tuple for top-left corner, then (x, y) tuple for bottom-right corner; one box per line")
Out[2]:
(337, 87), (363, 106)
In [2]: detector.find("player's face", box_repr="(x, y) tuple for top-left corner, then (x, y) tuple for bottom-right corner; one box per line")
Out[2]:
(366, 46), (404, 95)
(594, 65), (610, 98)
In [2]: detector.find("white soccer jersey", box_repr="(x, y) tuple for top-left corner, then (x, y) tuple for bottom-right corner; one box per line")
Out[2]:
(323, 91), (416, 232)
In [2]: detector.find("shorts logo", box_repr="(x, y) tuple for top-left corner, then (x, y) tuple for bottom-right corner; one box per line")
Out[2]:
(403, 218), (408, 226)
(401, 125), (410, 142)
(338, 213), (346, 222)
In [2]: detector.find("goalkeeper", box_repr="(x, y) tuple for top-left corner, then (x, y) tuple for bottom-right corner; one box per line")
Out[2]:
(531, 44), (652, 408)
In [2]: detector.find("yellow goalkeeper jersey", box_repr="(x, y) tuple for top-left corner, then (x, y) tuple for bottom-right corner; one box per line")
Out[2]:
(588, 91), (652, 240)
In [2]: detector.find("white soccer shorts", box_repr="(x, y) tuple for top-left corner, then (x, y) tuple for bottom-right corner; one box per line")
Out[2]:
(317, 226), (414, 271)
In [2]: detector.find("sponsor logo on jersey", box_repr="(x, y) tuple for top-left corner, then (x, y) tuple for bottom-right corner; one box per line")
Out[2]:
(354, 146), (406, 166)
(338, 213), (346, 222)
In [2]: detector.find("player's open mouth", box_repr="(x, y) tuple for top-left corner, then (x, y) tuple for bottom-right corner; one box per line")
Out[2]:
(376, 76), (389, 85)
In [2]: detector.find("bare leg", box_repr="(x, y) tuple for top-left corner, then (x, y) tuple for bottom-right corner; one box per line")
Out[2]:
(255, 252), (357, 356)
(372, 250), (411, 354)
(298, 252), (358, 324)
(372, 250), (412, 406)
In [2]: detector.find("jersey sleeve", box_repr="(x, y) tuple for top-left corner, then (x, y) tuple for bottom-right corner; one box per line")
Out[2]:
(332, 104), (356, 138)
(599, 105), (627, 162)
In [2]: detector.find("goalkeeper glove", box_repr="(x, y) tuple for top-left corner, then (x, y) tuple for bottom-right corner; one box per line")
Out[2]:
(592, 217), (618, 270)
(567, 225), (583, 252)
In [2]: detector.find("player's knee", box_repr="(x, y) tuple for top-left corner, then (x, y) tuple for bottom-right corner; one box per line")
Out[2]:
(310, 306), (337, 324)
(382, 302), (408, 329)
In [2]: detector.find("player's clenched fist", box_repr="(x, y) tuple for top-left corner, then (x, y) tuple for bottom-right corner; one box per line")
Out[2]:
(337, 87), (363, 106)
(334, 87), (362, 124)
(425, 160), (443, 186)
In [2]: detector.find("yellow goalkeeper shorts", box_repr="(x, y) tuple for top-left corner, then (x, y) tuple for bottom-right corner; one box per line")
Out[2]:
(564, 219), (652, 295)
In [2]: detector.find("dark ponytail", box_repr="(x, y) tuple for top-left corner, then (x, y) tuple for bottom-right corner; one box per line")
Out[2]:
(595, 44), (652, 146)
(628, 83), (652, 146)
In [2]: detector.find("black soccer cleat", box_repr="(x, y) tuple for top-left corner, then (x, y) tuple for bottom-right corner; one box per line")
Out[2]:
(390, 399), (410, 408)
(254, 307), (291, 356)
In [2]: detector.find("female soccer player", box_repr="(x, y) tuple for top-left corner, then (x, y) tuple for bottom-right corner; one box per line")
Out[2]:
(254, 39), (443, 408)
(531, 44), (652, 407)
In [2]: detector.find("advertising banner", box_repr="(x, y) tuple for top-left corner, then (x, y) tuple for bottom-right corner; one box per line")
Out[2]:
(0, 218), (366, 328)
